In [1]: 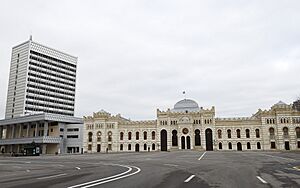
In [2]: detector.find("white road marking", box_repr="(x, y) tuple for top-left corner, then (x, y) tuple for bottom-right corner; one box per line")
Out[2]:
(184, 175), (195, 183)
(75, 167), (81, 170)
(25, 161), (31, 164)
(68, 164), (132, 188)
(293, 167), (300, 171)
(82, 166), (141, 188)
(37, 173), (67, 180)
(164, 164), (178, 167)
(198, 151), (207, 160)
(26, 169), (30, 172)
(259, 154), (296, 161)
(256, 176), (267, 184)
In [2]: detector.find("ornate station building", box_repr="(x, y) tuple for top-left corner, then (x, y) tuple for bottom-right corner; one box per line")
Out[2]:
(83, 99), (300, 153)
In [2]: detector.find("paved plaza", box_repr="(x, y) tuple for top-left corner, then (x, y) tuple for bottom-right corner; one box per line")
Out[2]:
(0, 151), (299, 188)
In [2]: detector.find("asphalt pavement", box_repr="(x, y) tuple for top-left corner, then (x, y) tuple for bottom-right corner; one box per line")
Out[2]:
(0, 151), (299, 188)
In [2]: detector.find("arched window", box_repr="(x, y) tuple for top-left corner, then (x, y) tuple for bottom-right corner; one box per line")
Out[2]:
(97, 131), (101, 142)
(144, 144), (147, 151)
(247, 142), (251, 149)
(120, 144), (123, 151)
(128, 144), (131, 150)
(255, 129), (260, 138)
(228, 142), (232, 149)
(257, 142), (261, 149)
(227, 129), (231, 138)
(143, 131), (147, 140)
(152, 143), (155, 150)
(152, 131), (155, 140)
(172, 130), (178, 146)
(283, 127), (289, 138)
(120, 132), (124, 141)
(219, 142), (222, 149)
(269, 127), (275, 139)
(195, 129), (201, 146)
(246, 129), (250, 138)
(88, 132), (93, 142)
(108, 131), (112, 142)
(218, 129), (222, 139)
(296, 127), (300, 138)
(136, 132), (139, 140)
(236, 129), (241, 138)
(128, 132), (132, 140)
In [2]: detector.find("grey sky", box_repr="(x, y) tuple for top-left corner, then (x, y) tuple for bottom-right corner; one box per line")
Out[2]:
(0, 0), (300, 120)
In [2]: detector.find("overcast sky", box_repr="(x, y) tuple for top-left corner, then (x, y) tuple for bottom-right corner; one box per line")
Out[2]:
(0, 0), (300, 120)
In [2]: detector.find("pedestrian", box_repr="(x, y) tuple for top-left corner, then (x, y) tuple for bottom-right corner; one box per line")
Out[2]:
(148, 147), (150, 152)
(106, 148), (108, 154)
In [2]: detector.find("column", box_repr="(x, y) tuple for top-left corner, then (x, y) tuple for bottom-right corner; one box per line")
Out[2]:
(35, 123), (38, 137)
(42, 144), (47, 154)
(11, 125), (15, 139)
(4, 126), (7, 139)
(44, 121), (48, 137)
(18, 124), (22, 138)
(26, 124), (30, 137)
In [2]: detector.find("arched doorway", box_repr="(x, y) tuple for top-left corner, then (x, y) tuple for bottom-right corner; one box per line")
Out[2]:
(187, 136), (191, 149)
(172, 130), (178, 146)
(135, 144), (140, 152)
(181, 136), (185, 149)
(152, 143), (155, 150)
(160, 130), (167, 151)
(219, 143), (222, 150)
(205, 128), (213, 151)
(195, 129), (201, 146)
(285, 142), (290, 150)
(237, 142), (242, 151)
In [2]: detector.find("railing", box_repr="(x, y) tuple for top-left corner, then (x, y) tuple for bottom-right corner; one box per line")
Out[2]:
(283, 135), (289, 139)
(0, 136), (62, 145)
(270, 135), (275, 140)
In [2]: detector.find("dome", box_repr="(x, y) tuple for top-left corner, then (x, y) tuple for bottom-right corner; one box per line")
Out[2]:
(274, 101), (287, 105)
(172, 99), (199, 112)
(272, 101), (289, 109)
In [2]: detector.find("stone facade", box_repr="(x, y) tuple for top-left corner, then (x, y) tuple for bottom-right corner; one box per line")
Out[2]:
(83, 99), (300, 153)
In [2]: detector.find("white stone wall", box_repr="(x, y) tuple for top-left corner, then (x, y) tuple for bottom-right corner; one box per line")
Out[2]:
(83, 104), (300, 153)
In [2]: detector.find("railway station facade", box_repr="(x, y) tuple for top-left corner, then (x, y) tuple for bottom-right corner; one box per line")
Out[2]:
(83, 99), (300, 153)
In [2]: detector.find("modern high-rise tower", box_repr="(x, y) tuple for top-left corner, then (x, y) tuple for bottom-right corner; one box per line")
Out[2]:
(5, 36), (78, 118)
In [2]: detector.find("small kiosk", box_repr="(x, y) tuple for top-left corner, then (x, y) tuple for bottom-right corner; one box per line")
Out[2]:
(23, 141), (40, 156)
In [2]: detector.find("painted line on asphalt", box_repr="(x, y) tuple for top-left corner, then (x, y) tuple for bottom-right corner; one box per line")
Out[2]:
(259, 154), (296, 161)
(75, 167), (81, 170)
(68, 164), (133, 188)
(293, 167), (300, 171)
(37, 173), (67, 180)
(164, 164), (178, 167)
(82, 166), (141, 188)
(184, 175), (195, 183)
(198, 151), (207, 160)
(256, 176), (267, 184)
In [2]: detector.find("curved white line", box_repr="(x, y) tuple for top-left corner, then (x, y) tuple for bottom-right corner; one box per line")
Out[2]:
(68, 164), (132, 188)
(82, 166), (141, 188)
